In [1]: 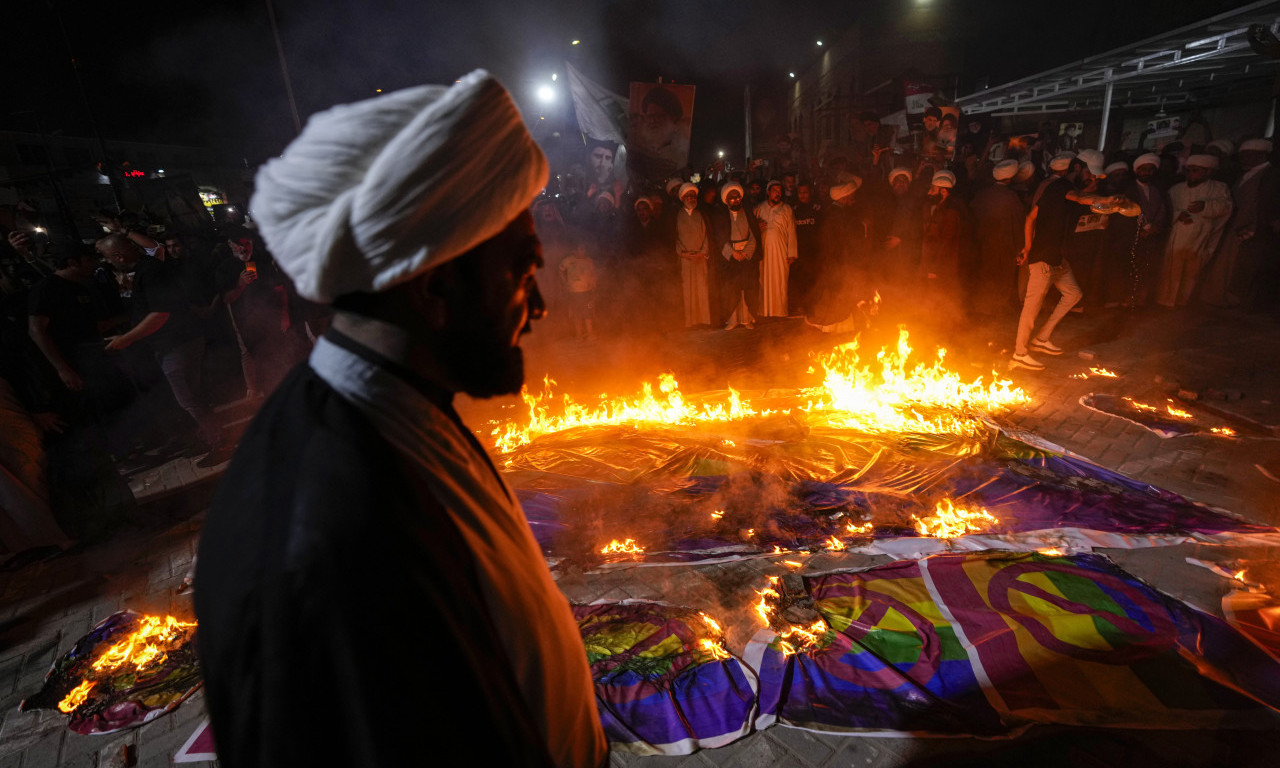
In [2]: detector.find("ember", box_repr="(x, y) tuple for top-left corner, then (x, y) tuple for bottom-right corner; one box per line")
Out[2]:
(600, 538), (644, 556)
(913, 499), (999, 539)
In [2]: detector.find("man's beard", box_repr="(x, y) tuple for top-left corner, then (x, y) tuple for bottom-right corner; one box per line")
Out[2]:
(728, 201), (741, 211)
(441, 321), (526, 398)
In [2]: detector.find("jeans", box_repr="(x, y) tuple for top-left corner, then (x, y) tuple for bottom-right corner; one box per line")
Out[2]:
(1015, 260), (1083, 355)
(157, 337), (221, 449)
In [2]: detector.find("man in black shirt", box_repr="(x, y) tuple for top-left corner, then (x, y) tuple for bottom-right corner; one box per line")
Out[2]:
(96, 234), (230, 465)
(27, 247), (103, 393)
(1011, 160), (1087, 371)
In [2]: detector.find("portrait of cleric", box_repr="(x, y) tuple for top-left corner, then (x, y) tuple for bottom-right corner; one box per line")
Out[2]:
(628, 83), (693, 183)
(585, 138), (625, 203)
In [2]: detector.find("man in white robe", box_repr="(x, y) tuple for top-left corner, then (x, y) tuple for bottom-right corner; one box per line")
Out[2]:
(1158, 155), (1232, 307)
(674, 182), (713, 326)
(754, 180), (798, 317)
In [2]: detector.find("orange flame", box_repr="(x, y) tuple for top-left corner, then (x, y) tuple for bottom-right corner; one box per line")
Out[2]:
(846, 521), (874, 535)
(1090, 367), (1118, 378)
(57, 680), (95, 713)
(1038, 547), (1064, 557)
(1211, 427), (1236, 436)
(1166, 404), (1193, 419)
(783, 560), (804, 568)
(599, 538), (644, 556)
(710, 509), (725, 520)
(90, 615), (196, 673)
(826, 536), (846, 551)
(1123, 397), (1158, 413)
(913, 499), (999, 539)
(699, 638), (732, 661)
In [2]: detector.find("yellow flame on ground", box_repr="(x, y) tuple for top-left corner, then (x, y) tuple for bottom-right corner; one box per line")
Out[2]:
(1039, 547), (1064, 556)
(783, 560), (804, 568)
(1090, 367), (1118, 377)
(490, 327), (1028, 451)
(91, 615), (197, 673)
(1123, 397), (1158, 413)
(57, 680), (95, 713)
(913, 499), (999, 539)
(699, 638), (732, 661)
(711, 509), (725, 520)
(846, 521), (874, 535)
(826, 536), (846, 551)
(1211, 427), (1236, 436)
(599, 538), (644, 556)
(1166, 404), (1193, 419)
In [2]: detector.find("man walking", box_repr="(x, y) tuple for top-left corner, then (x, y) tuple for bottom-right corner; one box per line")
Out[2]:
(195, 72), (607, 768)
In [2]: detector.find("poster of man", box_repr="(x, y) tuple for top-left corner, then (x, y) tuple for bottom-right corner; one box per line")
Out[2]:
(586, 138), (624, 202)
(628, 82), (695, 183)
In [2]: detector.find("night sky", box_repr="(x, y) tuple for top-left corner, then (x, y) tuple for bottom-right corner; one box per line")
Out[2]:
(3, 0), (1257, 165)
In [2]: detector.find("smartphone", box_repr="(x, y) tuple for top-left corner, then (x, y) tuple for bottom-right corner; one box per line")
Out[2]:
(245, 261), (257, 276)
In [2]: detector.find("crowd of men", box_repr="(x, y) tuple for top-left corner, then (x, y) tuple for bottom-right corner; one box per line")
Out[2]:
(534, 113), (1279, 373)
(0, 208), (321, 564)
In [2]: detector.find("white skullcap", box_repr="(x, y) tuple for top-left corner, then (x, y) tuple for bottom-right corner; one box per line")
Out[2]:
(888, 167), (913, 183)
(666, 177), (683, 194)
(1076, 149), (1106, 176)
(1207, 139), (1235, 155)
(1049, 151), (1076, 172)
(1104, 161), (1129, 176)
(720, 181), (744, 204)
(595, 191), (616, 208)
(931, 170), (956, 189)
(992, 159), (1019, 181)
(1016, 161), (1036, 181)
(678, 182), (698, 199)
(251, 71), (547, 303)
(1186, 154), (1219, 170)
(766, 179), (783, 190)
(829, 177), (862, 200)
(1241, 138), (1273, 154)
(1134, 153), (1160, 170)
(633, 196), (653, 210)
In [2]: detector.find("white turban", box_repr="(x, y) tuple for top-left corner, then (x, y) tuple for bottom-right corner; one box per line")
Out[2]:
(1076, 149), (1106, 176)
(992, 159), (1019, 181)
(666, 177), (683, 194)
(720, 181), (744, 204)
(1186, 154), (1219, 170)
(1049, 151), (1076, 172)
(1016, 161), (1036, 181)
(1104, 161), (1129, 177)
(829, 177), (861, 200)
(1207, 139), (1235, 155)
(931, 170), (956, 189)
(1134, 153), (1161, 170)
(251, 71), (548, 303)
(888, 167), (912, 184)
(1241, 138), (1273, 154)
(678, 182), (698, 199)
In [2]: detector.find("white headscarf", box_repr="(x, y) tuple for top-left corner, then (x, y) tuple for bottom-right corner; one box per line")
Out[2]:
(992, 159), (1019, 181)
(720, 181), (744, 204)
(1186, 154), (1220, 170)
(251, 70), (548, 303)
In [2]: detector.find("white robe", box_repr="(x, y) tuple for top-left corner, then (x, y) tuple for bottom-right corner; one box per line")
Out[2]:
(754, 201), (798, 316)
(1159, 180), (1232, 307)
(676, 207), (712, 326)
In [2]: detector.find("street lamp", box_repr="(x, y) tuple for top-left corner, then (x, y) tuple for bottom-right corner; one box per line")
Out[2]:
(816, 40), (823, 46)
(789, 72), (796, 78)
(537, 85), (555, 103)
(717, 150), (725, 158)
(572, 39), (580, 45)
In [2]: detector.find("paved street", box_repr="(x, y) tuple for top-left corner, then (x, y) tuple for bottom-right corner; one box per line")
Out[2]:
(2, 305), (1279, 767)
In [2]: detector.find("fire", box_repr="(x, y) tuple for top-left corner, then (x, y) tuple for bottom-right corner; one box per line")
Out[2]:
(699, 638), (732, 661)
(1123, 397), (1158, 413)
(91, 615), (196, 673)
(1234, 569), (1248, 582)
(710, 509), (725, 520)
(754, 577), (782, 626)
(913, 498), (999, 539)
(599, 538), (644, 556)
(492, 374), (762, 452)
(802, 328), (1028, 436)
(698, 612), (723, 634)
(783, 560), (804, 568)
(1039, 547), (1064, 556)
(826, 536), (846, 551)
(846, 521), (873, 535)
(754, 575), (831, 656)
(1090, 367), (1118, 377)
(57, 680), (95, 714)
(490, 327), (1028, 453)
(1211, 427), (1236, 436)
(1166, 404), (1193, 419)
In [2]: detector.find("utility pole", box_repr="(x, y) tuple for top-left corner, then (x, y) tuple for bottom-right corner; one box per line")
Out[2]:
(264, 0), (303, 136)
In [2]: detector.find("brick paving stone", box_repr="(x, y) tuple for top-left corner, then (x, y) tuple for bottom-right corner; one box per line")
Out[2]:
(19, 729), (63, 768)
(765, 726), (836, 766)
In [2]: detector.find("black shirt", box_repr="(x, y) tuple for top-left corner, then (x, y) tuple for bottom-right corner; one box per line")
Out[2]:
(1028, 176), (1078, 267)
(132, 257), (199, 353)
(28, 274), (102, 353)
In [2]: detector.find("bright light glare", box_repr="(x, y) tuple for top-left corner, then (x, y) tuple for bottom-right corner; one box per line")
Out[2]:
(551, 73), (557, 81)
(571, 39), (580, 45)
(717, 150), (725, 158)
(789, 72), (795, 78)
(536, 85), (555, 103)
(816, 40), (823, 46)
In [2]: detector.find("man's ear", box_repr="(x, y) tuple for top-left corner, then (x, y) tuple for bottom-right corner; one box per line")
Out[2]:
(407, 263), (456, 331)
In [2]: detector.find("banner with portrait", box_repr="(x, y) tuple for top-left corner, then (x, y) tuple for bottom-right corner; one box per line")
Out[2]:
(628, 82), (696, 184)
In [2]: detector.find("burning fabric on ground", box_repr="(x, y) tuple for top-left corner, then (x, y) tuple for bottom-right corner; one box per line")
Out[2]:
(21, 612), (201, 735)
(496, 330), (1268, 567)
(1081, 393), (1249, 438)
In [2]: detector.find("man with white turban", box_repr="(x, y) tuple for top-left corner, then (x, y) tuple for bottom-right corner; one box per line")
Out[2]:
(712, 181), (761, 329)
(755, 179), (799, 317)
(674, 182), (714, 326)
(970, 159), (1027, 312)
(1123, 153), (1172, 306)
(1203, 139), (1280, 307)
(1158, 154), (1232, 307)
(195, 72), (608, 768)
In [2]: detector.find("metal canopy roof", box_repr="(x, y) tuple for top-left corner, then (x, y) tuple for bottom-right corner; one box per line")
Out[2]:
(958, 1), (1280, 116)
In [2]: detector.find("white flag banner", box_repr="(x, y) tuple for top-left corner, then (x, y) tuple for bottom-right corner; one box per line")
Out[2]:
(565, 61), (628, 145)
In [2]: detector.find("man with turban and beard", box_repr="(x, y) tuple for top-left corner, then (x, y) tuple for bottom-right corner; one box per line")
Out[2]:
(1158, 154), (1232, 307)
(712, 181), (761, 329)
(194, 72), (608, 768)
(969, 159), (1026, 315)
(674, 182), (714, 326)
